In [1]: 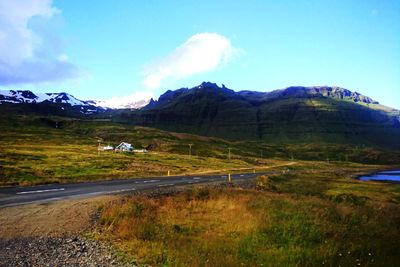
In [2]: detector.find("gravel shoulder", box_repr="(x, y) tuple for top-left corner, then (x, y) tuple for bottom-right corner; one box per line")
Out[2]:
(0, 196), (118, 239)
(0, 235), (135, 267)
(0, 195), (137, 266)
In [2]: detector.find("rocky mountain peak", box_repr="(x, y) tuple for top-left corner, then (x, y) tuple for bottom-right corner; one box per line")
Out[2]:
(272, 86), (379, 105)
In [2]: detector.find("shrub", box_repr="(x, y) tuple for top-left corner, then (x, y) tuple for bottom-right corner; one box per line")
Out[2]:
(331, 193), (369, 206)
(184, 187), (210, 201)
(256, 175), (277, 191)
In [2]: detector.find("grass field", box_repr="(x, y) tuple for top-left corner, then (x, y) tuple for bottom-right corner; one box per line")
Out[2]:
(1, 114), (399, 186)
(96, 163), (400, 267)
(0, 114), (287, 186)
(1, 112), (400, 266)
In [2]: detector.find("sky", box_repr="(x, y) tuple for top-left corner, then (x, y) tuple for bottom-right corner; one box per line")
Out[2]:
(0, 0), (399, 108)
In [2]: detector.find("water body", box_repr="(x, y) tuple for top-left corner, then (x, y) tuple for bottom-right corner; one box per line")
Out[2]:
(359, 170), (400, 182)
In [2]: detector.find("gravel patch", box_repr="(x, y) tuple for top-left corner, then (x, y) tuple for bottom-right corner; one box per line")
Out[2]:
(0, 236), (136, 267)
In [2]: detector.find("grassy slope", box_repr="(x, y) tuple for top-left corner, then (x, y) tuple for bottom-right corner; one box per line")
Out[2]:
(96, 163), (400, 267)
(115, 95), (400, 149)
(0, 107), (399, 266)
(0, 111), (399, 186)
(0, 114), (285, 186)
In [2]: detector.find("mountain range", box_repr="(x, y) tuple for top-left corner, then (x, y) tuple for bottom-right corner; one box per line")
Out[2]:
(0, 90), (149, 111)
(1, 82), (399, 149)
(119, 82), (400, 149)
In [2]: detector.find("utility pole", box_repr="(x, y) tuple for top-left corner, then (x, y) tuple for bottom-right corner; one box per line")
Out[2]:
(188, 144), (193, 159)
(97, 140), (102, 156)
(228, 148), (231, 161)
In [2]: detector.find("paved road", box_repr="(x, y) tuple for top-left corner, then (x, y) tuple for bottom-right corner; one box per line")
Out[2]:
(0, 171), (277, 207)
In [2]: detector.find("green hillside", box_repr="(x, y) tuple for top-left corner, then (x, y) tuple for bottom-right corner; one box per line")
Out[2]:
(0, 110), (399, 186)
(1, 83), (399, 185)
(112, 83), (400, 149)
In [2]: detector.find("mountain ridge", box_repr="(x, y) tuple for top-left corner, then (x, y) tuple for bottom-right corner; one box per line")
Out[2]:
(115, 82), (400, 149)
(1, 82), (397, 112)
(146, 82), (386, 110)
(1, 82), (399, 149)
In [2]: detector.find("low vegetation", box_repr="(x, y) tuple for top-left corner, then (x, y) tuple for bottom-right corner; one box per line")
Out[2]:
(1, 114), (399, 186)
(0, 114), (275, 186)
(96, 164), (400, 266)
(1, 110), (399, 266)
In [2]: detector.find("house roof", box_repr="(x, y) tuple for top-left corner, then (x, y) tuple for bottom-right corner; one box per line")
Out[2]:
(116, 142), (133, 149)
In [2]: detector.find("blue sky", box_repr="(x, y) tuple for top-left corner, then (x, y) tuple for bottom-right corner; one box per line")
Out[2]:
(0, 0), (399, 108)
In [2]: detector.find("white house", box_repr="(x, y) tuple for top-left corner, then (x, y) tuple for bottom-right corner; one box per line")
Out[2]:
(115, 142), (133, 152)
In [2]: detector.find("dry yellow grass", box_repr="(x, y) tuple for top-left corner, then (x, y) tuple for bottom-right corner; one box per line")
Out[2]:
(98, 189), (264, 266)
(96, 164), (400, 267)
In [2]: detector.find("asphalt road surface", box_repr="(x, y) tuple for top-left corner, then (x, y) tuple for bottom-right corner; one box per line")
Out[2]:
(0, 171), (278, 207)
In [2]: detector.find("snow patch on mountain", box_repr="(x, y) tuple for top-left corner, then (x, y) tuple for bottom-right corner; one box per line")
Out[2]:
(91, 92), (152, 109)
(0, 89), (151, 110)
(0, 90), (90, 106)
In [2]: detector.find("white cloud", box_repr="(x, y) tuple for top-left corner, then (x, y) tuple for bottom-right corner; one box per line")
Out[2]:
(142, 33), (241, 89)
(0, 0), (79, 85)
(0, 0), (57, 66)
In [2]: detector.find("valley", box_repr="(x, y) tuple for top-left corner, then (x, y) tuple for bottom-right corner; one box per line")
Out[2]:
(1, 82), (400, 186)
(1, 83), (399, 266)
(1, 1), (399, 266)
(1, 111), (399, 186)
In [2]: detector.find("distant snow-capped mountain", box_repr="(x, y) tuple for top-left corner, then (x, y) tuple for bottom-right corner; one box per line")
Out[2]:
(0, 90), (150, 110)
(0, 90), (92, 106)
